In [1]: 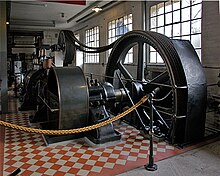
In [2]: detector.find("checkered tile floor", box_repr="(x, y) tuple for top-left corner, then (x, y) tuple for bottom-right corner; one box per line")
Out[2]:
(3, 113), (185, 176)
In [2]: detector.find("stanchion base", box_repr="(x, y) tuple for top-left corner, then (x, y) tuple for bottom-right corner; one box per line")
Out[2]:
(144, 163), (158, 171)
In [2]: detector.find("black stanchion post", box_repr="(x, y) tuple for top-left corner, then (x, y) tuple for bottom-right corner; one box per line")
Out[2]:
(145, 93), (157, 171)
(9, 168), (21, 176)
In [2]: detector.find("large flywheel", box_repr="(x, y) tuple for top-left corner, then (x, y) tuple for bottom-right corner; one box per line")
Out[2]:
(20, 29), (206, 145)
(58, 30), (76, 66)
(105, 30), (206, 144)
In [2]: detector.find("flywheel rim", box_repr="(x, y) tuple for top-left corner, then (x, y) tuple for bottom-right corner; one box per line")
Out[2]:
(105, 30), (188, 142)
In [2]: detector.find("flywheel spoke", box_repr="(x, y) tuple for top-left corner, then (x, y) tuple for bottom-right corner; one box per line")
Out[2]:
(117, 61), (134, 80)
(137, 42), (145, 81)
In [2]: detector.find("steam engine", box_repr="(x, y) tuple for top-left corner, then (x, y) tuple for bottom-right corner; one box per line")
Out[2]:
(19, 30), (207, 146)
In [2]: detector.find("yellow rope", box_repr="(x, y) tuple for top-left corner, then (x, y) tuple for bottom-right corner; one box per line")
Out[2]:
(0, 96), (148, 135)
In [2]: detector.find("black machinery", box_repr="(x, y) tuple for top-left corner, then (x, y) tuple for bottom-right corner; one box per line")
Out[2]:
(19, 30), (207, 146)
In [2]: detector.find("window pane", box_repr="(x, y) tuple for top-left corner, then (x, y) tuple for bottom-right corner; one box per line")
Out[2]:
(157, 3), (164, 15)
(125, 55), (129, 64)
(124, 26), (128, 33)
(112, 20), (115, 28)
(120, 26), (124, 35)
(182, 21), (190, 35)
(192, 0), (202, 5)
(124, 16), (128, 25)
(157, 53), (163, 63)
(150, 52), (157, 63)
(97, 30), (99, 40)
(173, 0), (180, 11)
(151, 17), (157, 28)
(85, 26), (99, 63)
(128, 14), (132, 23)
(128, 24), (132, 31)
(124, 48), (133, 64)
(173, 23), (181, 36)
(128, 54), (131, 64)
(157, 27), (164, 34)
(108, 14), (133, 63)
(116, 27), (120, 36)
(149, 0), (201, 64)
(117, 18), (123, 27)
(182, 0), (191, 8)
(112, 29), (115, 37)
(192, 4), (202, 19)
(151, 5), (157, 17)
(165, 12), (172, 25)
(191, 19), (201, 34)
(109, 30), (112, 38)
(173, 10), (180, 23)
(191, 34), (201, 48)
(195, 49), (201, 59)
(150, 46), (156, 52)
(181, 7), (190, 22)
(158, 15), (164, 27)
(165, 25), (172, 37)
(165, 1), (172, 12)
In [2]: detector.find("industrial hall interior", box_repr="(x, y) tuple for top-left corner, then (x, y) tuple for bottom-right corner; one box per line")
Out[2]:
(0, 0), (220, 175)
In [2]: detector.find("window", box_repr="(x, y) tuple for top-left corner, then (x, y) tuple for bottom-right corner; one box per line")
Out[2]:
(85, 26), (99, 63)
(74, 33), (83, 68)
(108, 14), (133, 64)
(149, 0), (202, 64)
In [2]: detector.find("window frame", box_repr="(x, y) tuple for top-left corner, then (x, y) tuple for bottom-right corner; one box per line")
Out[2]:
(149, 0), (202, 65)
(108, 14), (133, 64)
(85, 26), (100, 64)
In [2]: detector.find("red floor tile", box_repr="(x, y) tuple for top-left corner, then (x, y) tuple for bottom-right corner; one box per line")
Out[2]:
(5, 160), (16, 166)
(19, 157), (30, 162)
(78, 158), (87, 164)
(36, 167), (48, 173)
(33, 155), (43, 160)
(35, 161), (46, 166)
(67, 168), (80, 174)
(45, 152), (56, 157)
(48, 158), (59, 163)
(5, 166), (17, 173)
(82, 164), (93, 170)
(51, 164), (62, 170)
(20, 163), (32, 169)
(53, 171), (66, 176)
(20, 170), (34, 176)
(90, 155), (99, 160)
(64, 161), (75, 167)
(60, 155), (71, 160)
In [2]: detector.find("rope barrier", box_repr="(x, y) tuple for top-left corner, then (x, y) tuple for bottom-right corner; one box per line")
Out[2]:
(0, 96), (148, 135)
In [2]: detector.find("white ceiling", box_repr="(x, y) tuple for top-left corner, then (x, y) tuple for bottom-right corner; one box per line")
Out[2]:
(10, 0), (112, 30)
